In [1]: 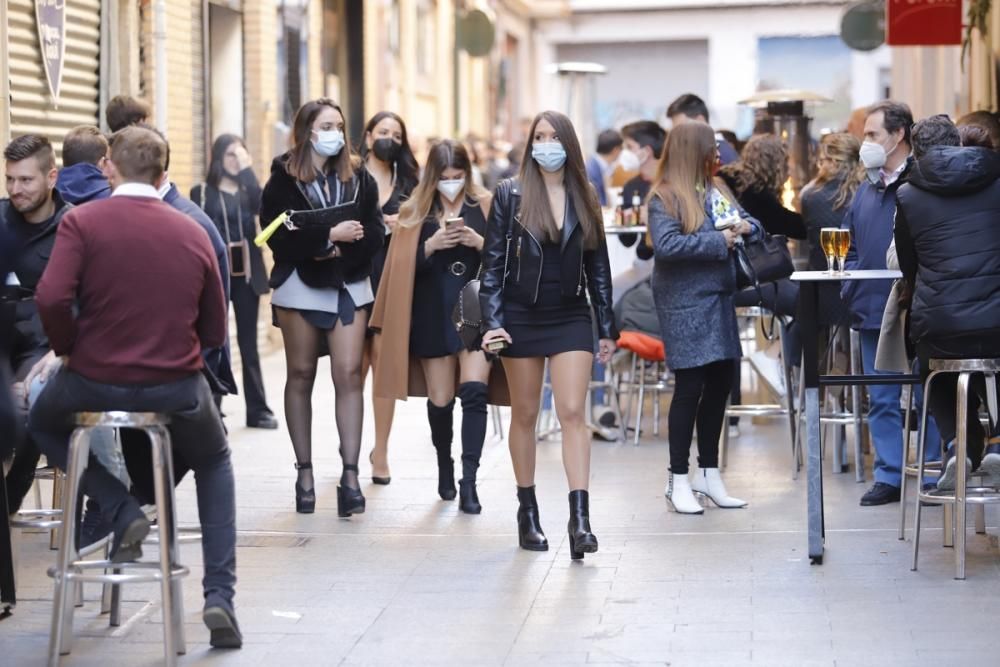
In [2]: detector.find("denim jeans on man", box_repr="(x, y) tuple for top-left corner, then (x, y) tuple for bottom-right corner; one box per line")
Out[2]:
(860, 330), (941, 486)
(29, 369), (236, 607)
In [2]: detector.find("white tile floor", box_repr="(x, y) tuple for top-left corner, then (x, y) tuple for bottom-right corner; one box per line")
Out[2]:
(4, 351), (1000, 666)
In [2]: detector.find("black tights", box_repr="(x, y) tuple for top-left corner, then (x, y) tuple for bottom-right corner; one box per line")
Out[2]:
(277, 308), (367, 490)
(668, 359), (735, 475)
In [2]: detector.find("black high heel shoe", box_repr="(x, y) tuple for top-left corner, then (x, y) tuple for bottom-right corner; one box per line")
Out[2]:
(516, 486), (548, 551)
(369, 451), (391, 485)
(337, 464), (366, 518)
(294, 462), (315, 514)
(567, 490), (598, 560)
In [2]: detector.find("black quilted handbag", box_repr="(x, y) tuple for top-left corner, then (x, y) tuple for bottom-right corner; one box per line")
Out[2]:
(451, 279), (482, 349)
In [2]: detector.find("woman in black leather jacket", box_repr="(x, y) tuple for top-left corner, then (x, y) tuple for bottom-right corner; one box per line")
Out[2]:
(261, 98), (384, 518)
(480, 110), (618, 560)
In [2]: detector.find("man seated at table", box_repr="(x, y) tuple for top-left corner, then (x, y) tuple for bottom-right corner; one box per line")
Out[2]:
(894, 114), (1000, 490)
(28, 126), (242, 648)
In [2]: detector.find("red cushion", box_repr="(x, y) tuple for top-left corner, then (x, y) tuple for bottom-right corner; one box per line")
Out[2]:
(617, 330), (665, 362)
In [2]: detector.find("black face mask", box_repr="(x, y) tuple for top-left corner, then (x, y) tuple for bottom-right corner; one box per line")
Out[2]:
(372, 138), (402, 163)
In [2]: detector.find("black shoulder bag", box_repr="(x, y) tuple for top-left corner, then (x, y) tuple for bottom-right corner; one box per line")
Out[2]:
(452, 183), (520, 348)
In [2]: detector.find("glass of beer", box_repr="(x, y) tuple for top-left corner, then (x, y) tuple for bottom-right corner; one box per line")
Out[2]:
(835, 228), (851, 274)
(820, 227), (838, 273)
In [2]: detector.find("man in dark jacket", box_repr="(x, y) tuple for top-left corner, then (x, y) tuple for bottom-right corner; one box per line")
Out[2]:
(55, 125), (112, 205)
(895, 115), (1000, 490)
(841, 101), (917, 506)
(1, 134), (72, 512)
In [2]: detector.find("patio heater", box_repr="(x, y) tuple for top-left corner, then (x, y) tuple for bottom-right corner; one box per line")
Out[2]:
(546, 61), (607, 157)
(738, 89), (832, 210)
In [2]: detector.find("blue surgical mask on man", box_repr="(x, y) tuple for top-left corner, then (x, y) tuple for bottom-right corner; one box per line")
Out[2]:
(532, 141), (567, 172)
(312, 129), (345, 157)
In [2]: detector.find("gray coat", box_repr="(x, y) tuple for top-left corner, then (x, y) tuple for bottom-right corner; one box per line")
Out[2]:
(648, 192), (759, 370)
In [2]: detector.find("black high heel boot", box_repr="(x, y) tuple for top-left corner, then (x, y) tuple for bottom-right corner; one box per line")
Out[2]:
(567, 490), (598, 560)
(516, 486), (548, 551)
(458, 382), (488, 514)
(427, 399), (457, 500)
(294, 462), (315, 514)
(337, 464), (366, 518)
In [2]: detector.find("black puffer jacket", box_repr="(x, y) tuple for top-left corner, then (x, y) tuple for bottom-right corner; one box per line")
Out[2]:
(261, 154), (384, 290)
(895, 146), (1000, 343)
(479, 178), (618, 340)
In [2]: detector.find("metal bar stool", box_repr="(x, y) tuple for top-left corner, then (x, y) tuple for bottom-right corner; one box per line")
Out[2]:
(911, 359), (1000, 580)
(535, 358), (627, 443)
(615, 332), (668, 446)
(47, 412), (189, 666)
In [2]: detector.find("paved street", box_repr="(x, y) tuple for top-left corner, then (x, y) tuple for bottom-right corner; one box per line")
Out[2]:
(4, 350), (1000, 666)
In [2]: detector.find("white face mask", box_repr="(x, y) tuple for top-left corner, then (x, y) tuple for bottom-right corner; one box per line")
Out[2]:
(617, 149), (640, 173)
(311, 129), (345, 157)
(437, 177), (466, 202)
(859, 135), (901, 170)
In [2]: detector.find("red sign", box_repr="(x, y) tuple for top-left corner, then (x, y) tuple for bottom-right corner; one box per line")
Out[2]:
(886, 0), (963, 46)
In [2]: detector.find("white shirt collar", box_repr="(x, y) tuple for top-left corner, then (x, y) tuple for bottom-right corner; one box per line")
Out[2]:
(112, 183), (161, 199)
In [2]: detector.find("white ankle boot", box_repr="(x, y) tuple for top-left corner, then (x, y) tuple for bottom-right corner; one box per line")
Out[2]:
(665, 473), (704, 514)
(690, 468), (747, 508)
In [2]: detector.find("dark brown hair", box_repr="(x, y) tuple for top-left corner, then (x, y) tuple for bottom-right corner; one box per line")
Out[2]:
(399, 139), (488, 229)
(286, 98), (357, 184)
(519, 110), (602, 249)
(108, 126), (167, 185)
(62, 125), (109, 167)
(105, 95), (151, 133)
(957, 110), (1000, 150)
(359, 111), (420, 194)
(3, 134), (56, 171)
(720, 134), (787, 198)
(959, 124), (994, 150)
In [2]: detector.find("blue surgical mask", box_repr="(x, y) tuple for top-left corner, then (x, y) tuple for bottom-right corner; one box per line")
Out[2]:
(312, 129), (345, 157)
(532, 141), (567, 172)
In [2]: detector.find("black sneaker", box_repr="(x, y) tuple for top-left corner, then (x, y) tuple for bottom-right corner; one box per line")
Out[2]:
(79, 498), (113, 549)
(110, 502), (151, 563)
(936, 444), (972, 492)
(204, 600), (243, 649)
(860, 482), (901, 506)
(247, 411), (279, 430)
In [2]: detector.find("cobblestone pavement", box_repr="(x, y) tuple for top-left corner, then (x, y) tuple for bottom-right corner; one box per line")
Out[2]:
(4, 351), (1000, 666)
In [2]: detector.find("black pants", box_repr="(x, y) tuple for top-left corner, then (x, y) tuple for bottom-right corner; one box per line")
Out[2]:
(4, 350), (47, 512)
(29, 369), (237, 605)
(918, 338), (1000, 466)
(668, 359), (735, 475)
(231, 278), (269, 418)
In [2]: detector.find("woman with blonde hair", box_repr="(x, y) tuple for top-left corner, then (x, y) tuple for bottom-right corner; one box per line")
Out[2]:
(370, 140), (500, 513)
(648, 122), (761, 514)
(480, 110), (617, 558)
(800, 133), (864, 326)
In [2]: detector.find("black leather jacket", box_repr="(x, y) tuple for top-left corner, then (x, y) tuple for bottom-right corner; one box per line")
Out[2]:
(479, 178), (618, 340)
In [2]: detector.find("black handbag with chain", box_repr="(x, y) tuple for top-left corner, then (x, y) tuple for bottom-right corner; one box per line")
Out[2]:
(451, 184), (520, 349)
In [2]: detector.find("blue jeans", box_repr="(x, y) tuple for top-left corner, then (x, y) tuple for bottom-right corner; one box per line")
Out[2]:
(860, 330), (941, 487)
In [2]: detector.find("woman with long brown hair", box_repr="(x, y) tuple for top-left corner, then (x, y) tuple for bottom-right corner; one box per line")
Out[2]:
(800, 133), (864, 326)
(261, 98), (384, 516)
(480, 111), (617, 559)
(719, 134), (806, 239)
(648, 122), (760, 515)
(359, 111), (419, 486)
(371, 140), (499, 513)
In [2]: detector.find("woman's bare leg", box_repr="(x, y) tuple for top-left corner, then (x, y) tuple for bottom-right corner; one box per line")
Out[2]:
(549, 351), (595, 491)
(500, 357), (546, 486)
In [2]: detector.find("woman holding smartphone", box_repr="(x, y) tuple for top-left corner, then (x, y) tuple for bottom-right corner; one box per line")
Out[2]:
(648, 122), (759, 515)
(480, 111), (617, 559)
(192, 134), (277, 429)
(261, 98), (384, 516)
(360, 111), (419, 486)
(371, 140), (501, 513)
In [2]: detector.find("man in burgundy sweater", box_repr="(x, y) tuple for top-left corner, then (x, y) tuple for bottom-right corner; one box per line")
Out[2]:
(29, 126), (241, 649)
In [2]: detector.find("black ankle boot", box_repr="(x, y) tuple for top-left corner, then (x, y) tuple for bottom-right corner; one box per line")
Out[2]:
(337, 464), (365, 517)
(567, 490), (598, 560)
(459, 480), (482, 514)
(427, 399), (456, 500)
(516, 486), (548, 551)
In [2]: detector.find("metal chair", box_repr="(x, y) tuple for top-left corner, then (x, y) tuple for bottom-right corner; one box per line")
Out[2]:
(911, 359), (1000, 580)
(615, 332), (669, 446)
(47, 412), (189, 666)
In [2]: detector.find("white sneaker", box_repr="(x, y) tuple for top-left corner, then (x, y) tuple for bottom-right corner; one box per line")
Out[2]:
(728, 424), (740, 439)
(690, 468), (748, 508)
(665, 473), (704, 514)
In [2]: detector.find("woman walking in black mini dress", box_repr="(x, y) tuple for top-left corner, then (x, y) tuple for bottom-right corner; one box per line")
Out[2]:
(261, 98), (384, 517)
(359, 112), (419, 485)
(371, 140), (499, 513)
(480, 111), (618, 559)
